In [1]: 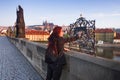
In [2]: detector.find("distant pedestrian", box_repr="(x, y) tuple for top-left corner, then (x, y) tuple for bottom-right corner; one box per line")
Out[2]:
(45, 26), (82, 80)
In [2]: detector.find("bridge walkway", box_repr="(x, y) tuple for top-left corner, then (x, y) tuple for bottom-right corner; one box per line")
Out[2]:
(0, 36), (43, 80)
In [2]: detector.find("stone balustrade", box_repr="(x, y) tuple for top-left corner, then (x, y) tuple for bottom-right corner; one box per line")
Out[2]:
(8, 37), (120, 80)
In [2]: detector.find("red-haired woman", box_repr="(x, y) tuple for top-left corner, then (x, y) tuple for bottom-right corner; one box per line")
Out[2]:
(45, 26), (82, 80)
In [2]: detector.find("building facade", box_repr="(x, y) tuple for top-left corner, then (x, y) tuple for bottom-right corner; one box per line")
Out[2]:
(113, 32), (120, 43)
(95, 29), (114, 43)
(25, 30), (50, 41)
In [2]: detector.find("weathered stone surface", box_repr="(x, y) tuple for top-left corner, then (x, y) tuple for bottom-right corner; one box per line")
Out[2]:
(0, 36), (43, 80)
(15, 5), (25, 38)
(9, 37), (120, 80)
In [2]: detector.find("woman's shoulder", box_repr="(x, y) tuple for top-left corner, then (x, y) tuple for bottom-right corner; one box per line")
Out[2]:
(58, 37), (64, 40)
(55, 37), (64, 42)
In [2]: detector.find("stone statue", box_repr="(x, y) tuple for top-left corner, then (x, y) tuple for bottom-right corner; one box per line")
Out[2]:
(15, 5), (25, 38)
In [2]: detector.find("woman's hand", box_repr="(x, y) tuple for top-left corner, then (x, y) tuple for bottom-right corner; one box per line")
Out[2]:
(64, 48), (70, 52)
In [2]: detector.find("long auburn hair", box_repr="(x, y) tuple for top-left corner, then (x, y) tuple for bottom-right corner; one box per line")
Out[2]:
(48, 26), (62, 56)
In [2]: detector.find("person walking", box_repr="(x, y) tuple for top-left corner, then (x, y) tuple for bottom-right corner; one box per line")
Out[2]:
(45, 26), (82, 80)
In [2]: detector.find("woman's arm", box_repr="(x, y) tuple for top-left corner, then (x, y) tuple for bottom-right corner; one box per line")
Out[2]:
(64, 31), (82, 43)
(63, 35), (79, 43)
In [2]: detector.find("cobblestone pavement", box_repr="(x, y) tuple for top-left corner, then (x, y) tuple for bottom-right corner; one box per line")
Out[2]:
(0, 36), (43, 80)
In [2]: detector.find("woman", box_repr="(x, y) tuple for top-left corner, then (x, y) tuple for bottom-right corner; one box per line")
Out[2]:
(45, 26), (82, 80)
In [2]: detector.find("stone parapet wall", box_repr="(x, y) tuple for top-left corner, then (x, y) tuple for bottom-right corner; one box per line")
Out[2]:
(8, 37), (120, 80)
(95, 43), (120, 48)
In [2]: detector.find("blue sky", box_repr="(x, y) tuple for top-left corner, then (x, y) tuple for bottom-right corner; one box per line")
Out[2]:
(0, 0), (120, 28)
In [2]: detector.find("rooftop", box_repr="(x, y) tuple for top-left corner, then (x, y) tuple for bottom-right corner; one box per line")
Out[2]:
(95, 28), (114, 33)
(25, 29), (50, 35)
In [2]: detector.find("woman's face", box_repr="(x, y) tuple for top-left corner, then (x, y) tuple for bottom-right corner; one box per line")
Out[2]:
(59, 29), (64, 37)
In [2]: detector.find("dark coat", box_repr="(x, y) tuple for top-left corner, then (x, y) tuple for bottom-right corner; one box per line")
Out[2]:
(45, 35), (79, 65)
